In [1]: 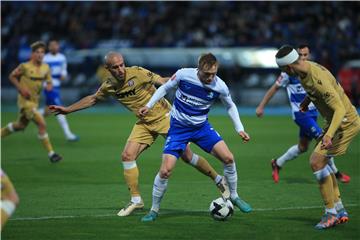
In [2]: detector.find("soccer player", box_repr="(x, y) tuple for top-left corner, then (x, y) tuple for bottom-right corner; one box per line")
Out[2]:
(1, 169), (19, 230)
(49, 52), (229, 217)
(139, 53), (252, 222)
(41, 39), (78, 141)
(275, 45), (360, 230)
(256, 45), (350, 183)
(1, 41), (62, 163)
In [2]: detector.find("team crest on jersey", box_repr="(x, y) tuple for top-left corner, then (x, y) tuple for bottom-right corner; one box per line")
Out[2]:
(207, 92), (214, 98)
(128, 80), (134, 86)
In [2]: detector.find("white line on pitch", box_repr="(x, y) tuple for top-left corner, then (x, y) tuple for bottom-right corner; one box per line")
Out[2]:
(10, 203), (358, 221)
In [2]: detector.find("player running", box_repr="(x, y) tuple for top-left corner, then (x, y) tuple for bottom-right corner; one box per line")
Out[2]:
(1, 41), (62, 163)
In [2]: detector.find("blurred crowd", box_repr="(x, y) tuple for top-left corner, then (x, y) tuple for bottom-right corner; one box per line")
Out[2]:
(2, 2), (359, 67)
(1, 2), (359, 106)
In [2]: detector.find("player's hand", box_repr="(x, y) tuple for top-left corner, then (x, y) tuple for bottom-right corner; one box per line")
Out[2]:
(19, 87), (31, 99)
(49, 105), (69, 115)
(138, 106), (150, 117)
(239, 131), (250, 143)
(255, 106), (264, 118)
(320, 135), (332, 150)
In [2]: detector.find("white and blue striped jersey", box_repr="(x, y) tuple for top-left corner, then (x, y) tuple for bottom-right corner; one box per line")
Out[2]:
(276, 72), (317, 119)
(146, 68), (244, 133)
(43, 53), (67, 87)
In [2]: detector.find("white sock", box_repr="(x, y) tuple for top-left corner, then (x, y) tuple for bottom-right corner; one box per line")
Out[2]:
(223, 162), (238, 200)
(131, 196), (142, 204)
(276, 144), (301, 167)
(214, 175), (222, 184)
(151, 173), (168, 212)
(325, 207), (337, 215)
(335, 200), (344, 211)
(56, 114), (74, 138)
(327, 157), (338, 173)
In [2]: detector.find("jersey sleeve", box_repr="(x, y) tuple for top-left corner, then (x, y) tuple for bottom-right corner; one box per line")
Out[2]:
(219, 82), (245, 133)
(275, 72), (289, 88)
(145, 69), (181, 108)
(61, 55), (68, 78)
(137, 67), (162, 84)
(95, 80), (113, 100)
(316, 81), (346, 138)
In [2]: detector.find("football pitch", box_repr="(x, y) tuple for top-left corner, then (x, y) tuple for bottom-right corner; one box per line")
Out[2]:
(1, 109), (359, 240)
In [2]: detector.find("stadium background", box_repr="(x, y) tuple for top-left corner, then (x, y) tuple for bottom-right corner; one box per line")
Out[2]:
(1, 1), (360, 240)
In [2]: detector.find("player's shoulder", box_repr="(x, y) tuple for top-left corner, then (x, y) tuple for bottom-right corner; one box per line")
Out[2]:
(175, 68), (197, 79)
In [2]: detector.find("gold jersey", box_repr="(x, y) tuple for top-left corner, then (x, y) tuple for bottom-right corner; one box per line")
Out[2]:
(300, 61), (359, 138)
(95, 66), (171, 123)
(17, 61), (51, 107)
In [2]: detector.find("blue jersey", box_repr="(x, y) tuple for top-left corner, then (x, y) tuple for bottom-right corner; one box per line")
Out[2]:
(43, 52), (67, 87)
(276, 72), (318, 120)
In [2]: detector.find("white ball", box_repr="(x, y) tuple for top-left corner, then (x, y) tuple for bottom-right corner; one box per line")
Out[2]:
(209, 197), (234, 221)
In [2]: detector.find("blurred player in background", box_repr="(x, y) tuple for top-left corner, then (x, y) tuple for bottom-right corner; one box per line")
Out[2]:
(275, 45), (360, 230)
(40, 39), (79, 141)
(139, 53), (252, 222)
(1, 169), (19, 230)
(1, 41), (62, 163)
(49, 52), (229, 217)
(256, 45), (350, 183)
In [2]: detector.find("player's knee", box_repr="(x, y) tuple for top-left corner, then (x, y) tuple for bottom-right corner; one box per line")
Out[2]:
(310, 158), (326, 171)
(159, 168), (172, 179)
(13, 122), (26, 131)
(180, 152), (192, 163)
(121, 151), (135, 162)
(222, 153), (234, 164)
(298, 144), (308, 153)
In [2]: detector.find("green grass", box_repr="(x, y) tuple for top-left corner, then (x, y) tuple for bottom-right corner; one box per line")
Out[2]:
(1, 110), (359, 240)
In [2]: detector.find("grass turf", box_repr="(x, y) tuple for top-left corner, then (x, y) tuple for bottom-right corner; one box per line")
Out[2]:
(1, 110), (359, 239)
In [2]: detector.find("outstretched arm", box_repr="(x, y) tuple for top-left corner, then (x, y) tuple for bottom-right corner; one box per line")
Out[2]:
(256, 83), (280, 117)
(49, 94), (98, 115)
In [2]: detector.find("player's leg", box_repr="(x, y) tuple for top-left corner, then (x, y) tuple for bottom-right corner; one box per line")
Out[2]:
(1, 114), (30, 138)
(210, 140), (252, 213)
(142, 153), (178, 222)
(180, 144), (229, 198)
(327, 157), (351, 183)
(1, 171), (19, 230)
(311, 152), (338, 229)
(117, 141), (148, 217)
(46, 88), (78, 141)
(32, 111), (62, 162)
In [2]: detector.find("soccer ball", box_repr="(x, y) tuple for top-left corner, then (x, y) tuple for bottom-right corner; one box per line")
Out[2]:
(209, 197), (234, 221)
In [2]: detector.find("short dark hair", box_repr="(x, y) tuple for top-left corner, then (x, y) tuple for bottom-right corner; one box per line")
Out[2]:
(198, 53), (218, 70)
(275, 45), (295, 59)
(30, 41), (46, 52)
(297, 44), (310, 50)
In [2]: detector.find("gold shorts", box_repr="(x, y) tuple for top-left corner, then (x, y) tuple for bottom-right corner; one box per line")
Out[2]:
(18, 101), (39, 121)
(1, 172), (16, 199)
(127, 116), (170, 146)
(315, 117), (360, 156)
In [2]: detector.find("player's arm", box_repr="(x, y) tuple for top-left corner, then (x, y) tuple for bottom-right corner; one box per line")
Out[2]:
(49, 94), (99, 115)
(49, 81), (109, 115)
(220, 89), (250, 143)
(138, 74), (179, 116)
(45, 67), (53, 91)
(318, 83), (346, 149)
(9, 65), (30, 99)
(153, 77), (170, 86)
(299, 95), (312, 112)
(256, 83), (280, 117)
(60, 56), (68, 81)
